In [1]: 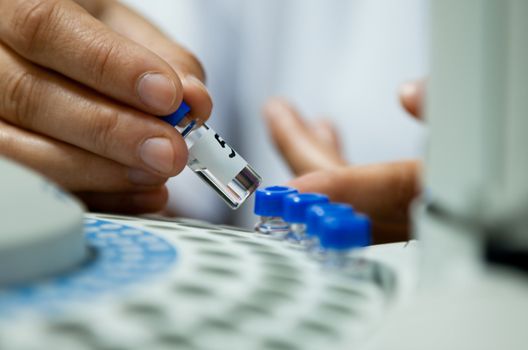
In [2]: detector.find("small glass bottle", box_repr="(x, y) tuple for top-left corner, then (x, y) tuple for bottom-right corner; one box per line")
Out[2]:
(318, 213), (371, 269)
(305, 203), (355, 256)
(282, 193), (329, 245)
(161, 102), (262, 209)
(254, 186), (298, 239)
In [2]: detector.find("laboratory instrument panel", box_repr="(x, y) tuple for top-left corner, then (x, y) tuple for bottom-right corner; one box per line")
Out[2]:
(0, 213), (415, 350)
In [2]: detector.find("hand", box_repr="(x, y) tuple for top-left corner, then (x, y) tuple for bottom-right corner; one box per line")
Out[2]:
(263, 80), (425, 243)
(288, 162), (420, 243)
(263, 97), (347, 176)
(0, 0), (212, 213)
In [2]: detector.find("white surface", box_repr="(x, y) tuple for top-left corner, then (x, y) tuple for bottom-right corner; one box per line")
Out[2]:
(120, 0), (429, 225)
(0, 213), (416, 350)
(0, 157), (85, 285)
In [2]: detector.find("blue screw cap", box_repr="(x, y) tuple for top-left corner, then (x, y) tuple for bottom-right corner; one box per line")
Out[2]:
(254, 186), (298, 217)
(283, 193), (329, 223)
(306, 203), (354, 238)
(319, 213), (371, 250)
(160, 101), (191, 126)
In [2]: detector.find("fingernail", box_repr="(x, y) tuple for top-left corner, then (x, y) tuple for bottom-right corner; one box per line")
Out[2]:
(399, 81), (418, 98)
(128, 168), (167, 186)
(137, 73), (177, 112)
(139, 137), (174, 174)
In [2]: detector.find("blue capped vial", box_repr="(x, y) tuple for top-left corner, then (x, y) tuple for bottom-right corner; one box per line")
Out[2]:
(318, 213), (371, 268)
(283, 193), (329, 244)
(254, 186), (298, 238)
(161, 102), (262, 209)
(305, 203), (354, 253)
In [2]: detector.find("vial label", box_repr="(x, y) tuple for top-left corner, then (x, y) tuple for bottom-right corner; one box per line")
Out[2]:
(188, 127), (248, 185)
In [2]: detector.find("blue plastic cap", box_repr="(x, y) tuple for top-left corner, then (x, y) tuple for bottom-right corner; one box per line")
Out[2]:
(160, 101), (191, 126)
(254, 186), (298, 217)
(283, 193), (329, 223)
(306, 203), (354, 237)
(318, 213), (371, 250)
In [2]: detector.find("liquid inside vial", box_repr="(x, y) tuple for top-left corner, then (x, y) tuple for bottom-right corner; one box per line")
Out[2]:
(254, 216), (290, 239)
(184, 124), (261, 209)
(188, 159), (261, 209)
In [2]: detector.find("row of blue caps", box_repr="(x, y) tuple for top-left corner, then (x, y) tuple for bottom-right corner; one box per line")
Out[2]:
(254, 186), (371, 250)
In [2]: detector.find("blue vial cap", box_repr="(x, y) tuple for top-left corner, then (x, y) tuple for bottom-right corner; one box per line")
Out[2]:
(319, 213), (371, 250)
(283, 193), (329, 223)
(160, 101), (191, 126)
(254, 186), (298, 217)
(306, 203), (354, 237)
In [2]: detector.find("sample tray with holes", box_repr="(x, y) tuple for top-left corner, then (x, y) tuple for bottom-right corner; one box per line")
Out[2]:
(0, 213), (417, 350)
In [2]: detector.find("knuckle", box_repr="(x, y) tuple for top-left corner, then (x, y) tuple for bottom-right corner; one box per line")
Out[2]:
(10, 0), (64, 54)
(2, 69), (40, 128)
(87, 106), (121, 156)
(85, 34), (119, 87)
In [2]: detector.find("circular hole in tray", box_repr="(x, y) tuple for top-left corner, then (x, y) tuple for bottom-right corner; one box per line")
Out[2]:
(199, 318), (238, 333)
(260, 339), (300, 350)
(231, 302), (271, 320)
(318, 301), (357, 318)
(251, 288), (293, 305)
(197, 265), (239, 279)
(263, 274), (303, 290)
(157, 333), (193, 347)
(298, 319), (339, 339)
(197, 248), (238, 260)
(177, 234), (218, 244)
(326, 284), (365, 299)
(173, 283), (214, 298)
(124, 302), (165, 319)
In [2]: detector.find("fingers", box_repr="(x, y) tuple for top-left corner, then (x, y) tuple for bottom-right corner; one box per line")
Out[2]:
(0, 44), (188, 176)
(77, 186), (169, 214)
(0, 0), (184, 115)
(0, 119), (167, 192)
(287, 161), (421, 243)
(93, 0), (213, 124)
(312, 119), (341, 151)
(399, 78), (426, 119)
(263, 97), (346, 176)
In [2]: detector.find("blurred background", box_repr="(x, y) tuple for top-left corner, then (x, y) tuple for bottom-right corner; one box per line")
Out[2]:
(121, 0), (430, 227)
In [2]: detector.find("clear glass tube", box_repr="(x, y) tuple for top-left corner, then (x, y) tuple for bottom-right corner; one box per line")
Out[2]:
(175, 117), (261, 209)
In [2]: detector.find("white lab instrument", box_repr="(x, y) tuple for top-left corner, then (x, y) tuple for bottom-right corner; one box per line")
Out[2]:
(371, 1), (528, 349)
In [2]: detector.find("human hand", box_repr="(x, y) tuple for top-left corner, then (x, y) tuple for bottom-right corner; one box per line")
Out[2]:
(263, 98), (347, 176)
(0, 0), (212, 213)
(263, 80), (425, 242)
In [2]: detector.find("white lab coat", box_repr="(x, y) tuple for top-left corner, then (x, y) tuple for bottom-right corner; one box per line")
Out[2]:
(121, 0), (429, 227)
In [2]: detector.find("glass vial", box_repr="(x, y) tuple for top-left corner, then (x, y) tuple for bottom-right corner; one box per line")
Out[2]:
(253, 186), (298, 239)
(161, 102), (261, 209)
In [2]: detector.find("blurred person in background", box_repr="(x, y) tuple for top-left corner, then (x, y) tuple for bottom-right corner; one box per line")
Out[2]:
(0, 0), (428, 243)
(122, 0), (429, 242)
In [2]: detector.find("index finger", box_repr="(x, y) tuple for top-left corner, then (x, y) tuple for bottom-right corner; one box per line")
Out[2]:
(0, 0), (182, 115)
